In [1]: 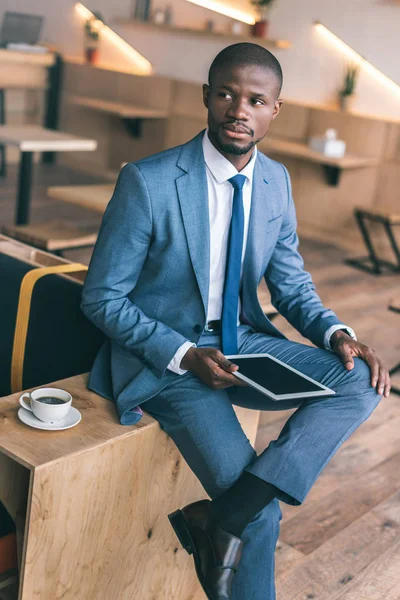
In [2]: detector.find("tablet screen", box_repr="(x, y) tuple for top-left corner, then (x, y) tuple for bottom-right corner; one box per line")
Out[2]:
(232, 356), (325, 395)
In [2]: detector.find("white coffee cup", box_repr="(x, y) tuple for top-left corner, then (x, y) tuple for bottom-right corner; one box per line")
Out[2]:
(19, 387), (72, 423)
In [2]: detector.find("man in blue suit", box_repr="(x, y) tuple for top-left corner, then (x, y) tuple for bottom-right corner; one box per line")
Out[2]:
(82, 43), (390, 600)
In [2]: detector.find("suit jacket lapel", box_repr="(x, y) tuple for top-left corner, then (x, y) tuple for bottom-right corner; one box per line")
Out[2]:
(176, 132), (210, 317)
(243, 155), (283, 289)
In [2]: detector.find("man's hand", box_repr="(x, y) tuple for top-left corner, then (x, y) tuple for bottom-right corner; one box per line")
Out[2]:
(180, 347), (249, 390)
(330, 330), (391, 398)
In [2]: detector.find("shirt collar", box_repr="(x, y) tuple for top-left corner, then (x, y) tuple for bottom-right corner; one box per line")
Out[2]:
(202, 129), (257, 185)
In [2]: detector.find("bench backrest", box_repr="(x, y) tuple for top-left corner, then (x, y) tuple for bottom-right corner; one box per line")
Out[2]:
(0, 241), (104, 397)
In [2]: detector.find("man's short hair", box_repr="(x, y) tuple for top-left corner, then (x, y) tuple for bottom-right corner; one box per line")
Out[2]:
(208, 43), (283, 97)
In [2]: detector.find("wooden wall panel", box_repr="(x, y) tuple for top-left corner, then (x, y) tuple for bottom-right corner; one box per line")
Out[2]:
(59, 63), (399, 254)
(117, 71), (173, 111)
(268, 101), (310, 141)
(382, 122), (400, 161)
(108, 118), (170, 169)
(59, 102), (112, 173)
(63, 63), (119, 101)
(171, 81), (206, 119)
(166, 115), (205, 148)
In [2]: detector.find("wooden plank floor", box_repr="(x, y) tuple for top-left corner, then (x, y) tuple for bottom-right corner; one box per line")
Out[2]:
(1, 163), (400, 599)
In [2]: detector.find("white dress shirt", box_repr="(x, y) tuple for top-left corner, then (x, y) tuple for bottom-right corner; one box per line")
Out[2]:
(167, 131), (356, 375)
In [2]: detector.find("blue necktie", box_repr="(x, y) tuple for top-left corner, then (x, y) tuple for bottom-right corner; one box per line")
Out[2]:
(221, 174), (246, 355)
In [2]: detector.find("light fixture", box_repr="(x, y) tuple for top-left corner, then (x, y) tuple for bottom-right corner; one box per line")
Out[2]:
(186, 0), (256, 25)
(75, 3), (153, 75)
(314, 21), (400, 98)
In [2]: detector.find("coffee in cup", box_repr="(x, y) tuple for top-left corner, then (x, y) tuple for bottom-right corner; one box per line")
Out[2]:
(19, 387), (72, 423)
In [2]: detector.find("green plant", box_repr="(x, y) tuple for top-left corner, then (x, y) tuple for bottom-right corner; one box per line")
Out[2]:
(340, 62), (360, 97)
(84, 11), (104, 41)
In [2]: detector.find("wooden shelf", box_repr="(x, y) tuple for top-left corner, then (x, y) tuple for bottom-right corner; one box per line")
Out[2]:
(262, 137), (379, 169)
(113, 18), (291, 49)
(67, 95), (168, 120)
(261, 137), (379, 186)
(47, 184), (114, 213)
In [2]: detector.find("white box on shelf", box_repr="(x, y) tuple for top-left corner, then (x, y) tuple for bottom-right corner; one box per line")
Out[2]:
(308, 128), (346, 158)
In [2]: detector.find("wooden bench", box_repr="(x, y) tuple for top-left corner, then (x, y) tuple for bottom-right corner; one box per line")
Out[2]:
(0, 125), (97, 225)
(0, 373), (259, 600)
(345, 207), (400, 275)
(0, 235), (261, 598)
(1, 221), (98, 256)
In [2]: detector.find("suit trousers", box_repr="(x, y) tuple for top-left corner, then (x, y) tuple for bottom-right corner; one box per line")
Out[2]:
(141, 325), (382, 600)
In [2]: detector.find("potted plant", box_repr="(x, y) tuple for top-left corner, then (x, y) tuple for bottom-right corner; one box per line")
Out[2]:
(84, 12), (104, 64)
(251, 0), (276, 38)
(339, 62), (360, 112)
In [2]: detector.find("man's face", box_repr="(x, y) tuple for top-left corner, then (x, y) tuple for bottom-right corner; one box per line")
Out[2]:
(203, 64), (282, 159)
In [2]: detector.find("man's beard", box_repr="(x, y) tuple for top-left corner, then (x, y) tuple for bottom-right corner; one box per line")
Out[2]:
(215, 130), (262, 156)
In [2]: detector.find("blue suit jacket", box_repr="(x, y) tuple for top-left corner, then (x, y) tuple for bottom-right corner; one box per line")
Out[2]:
(81, 131), (343, 425)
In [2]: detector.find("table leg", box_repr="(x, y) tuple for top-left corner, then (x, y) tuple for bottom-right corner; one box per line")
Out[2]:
(42, 54), (63, 165)
(16, 152), (34, 226)
(0, 89), (6, 177)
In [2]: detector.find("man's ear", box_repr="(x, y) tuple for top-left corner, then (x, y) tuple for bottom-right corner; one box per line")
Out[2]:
(203, 84), (210, 109)
(272, 98), (283, 120)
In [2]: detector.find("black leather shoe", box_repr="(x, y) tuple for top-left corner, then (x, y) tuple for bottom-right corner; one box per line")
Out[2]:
(168, 499), (243, 600)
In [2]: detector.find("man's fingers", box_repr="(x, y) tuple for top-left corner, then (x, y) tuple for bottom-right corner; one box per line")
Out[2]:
(212, 352), (238, 372)
(384, 371), (391, 398)
(340, 346), (354, 370)
(212, 365), (247, 387)
(367, 354), (380, 388)
(378, 366), (391, 398)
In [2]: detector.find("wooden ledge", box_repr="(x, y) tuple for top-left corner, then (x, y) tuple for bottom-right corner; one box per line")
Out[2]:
(67, 96), (168, 120)
(260, 137), (379, 186)
(2, 221), (98, 251)
(47, 184), (114, 213)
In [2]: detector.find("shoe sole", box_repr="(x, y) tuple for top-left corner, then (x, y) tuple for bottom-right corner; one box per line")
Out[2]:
(168, 509), (216, 600)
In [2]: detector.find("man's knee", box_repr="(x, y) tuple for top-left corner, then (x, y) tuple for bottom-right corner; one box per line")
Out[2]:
(350, 357), (382, 409)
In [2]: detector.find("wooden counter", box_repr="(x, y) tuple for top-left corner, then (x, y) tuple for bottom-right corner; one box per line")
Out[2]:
(0, 373), (260, 600)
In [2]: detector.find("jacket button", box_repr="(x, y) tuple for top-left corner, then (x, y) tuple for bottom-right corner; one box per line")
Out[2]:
(193, 324), (203, 334)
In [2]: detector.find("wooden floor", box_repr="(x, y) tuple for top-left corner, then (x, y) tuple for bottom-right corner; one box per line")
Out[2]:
(1, 162), (400, 599)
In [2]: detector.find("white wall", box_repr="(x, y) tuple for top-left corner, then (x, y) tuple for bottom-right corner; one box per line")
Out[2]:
(2, 0), (399, 120)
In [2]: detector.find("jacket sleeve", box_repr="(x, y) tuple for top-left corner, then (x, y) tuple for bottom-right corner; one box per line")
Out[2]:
(264, 164), (343, 348)
(81, 163), (189, 378)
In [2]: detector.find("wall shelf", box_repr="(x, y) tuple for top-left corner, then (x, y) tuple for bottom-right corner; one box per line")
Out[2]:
(113, 18), (291, 49)
(67, 95), (168, 137)
(261, 137), (379, 186)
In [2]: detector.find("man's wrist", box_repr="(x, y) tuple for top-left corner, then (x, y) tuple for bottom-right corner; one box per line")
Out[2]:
(330, 327), (357, 349)
(330, 329), (351, 346)
(180, 346), (197, 371)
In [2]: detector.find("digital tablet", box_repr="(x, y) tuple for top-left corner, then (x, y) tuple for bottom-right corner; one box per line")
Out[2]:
(226, 353), (336, 401)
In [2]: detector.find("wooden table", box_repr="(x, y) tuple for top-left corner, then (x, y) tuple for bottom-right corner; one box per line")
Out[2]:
(0, 126), (97, 225)
(0, 374), (260, 599)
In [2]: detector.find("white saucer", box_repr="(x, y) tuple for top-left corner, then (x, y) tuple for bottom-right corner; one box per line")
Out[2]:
(17, 406), (82, 430)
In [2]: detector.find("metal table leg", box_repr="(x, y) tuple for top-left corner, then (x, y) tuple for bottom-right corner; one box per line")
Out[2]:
(16, 152), (34, 225)
(0, 89), (6, 177)
(42, 54), (63, 165)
